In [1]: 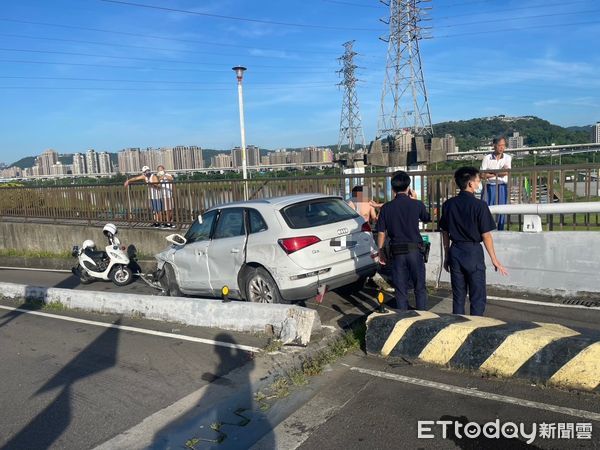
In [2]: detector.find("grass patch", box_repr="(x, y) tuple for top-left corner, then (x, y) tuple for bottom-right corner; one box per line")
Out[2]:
(43, 301), (67, 311)
(0, 249), (72, 259)
(287, 368), (308, 386)
(270, 377), (290, 398)
(254, 325), (365, 411)
(301, 327), (362, 376)
(15, 299), (67, 312)
(184, 438), (200, 449)
(262, 339), (283, 353)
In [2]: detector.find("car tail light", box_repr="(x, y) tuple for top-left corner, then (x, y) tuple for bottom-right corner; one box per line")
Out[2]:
(278, 236), (321, 254)
(361, 222), (372, 232)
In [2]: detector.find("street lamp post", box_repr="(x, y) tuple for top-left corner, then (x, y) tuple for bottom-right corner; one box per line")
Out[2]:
(232, 66), (248, 200)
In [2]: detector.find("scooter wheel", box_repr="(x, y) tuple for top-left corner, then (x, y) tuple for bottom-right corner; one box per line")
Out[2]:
(75, 265), (94, 285)
(110, 266), (133, 286)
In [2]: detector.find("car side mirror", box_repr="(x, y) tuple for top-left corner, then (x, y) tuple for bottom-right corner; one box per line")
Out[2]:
(166, 234), (187, 246)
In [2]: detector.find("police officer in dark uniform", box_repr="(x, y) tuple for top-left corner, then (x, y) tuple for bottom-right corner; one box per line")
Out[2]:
(439, 166), (509, 316)
(376, 171), (431, 310)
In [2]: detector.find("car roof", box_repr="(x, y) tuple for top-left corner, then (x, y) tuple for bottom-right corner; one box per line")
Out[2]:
(210, 193), (340, 211)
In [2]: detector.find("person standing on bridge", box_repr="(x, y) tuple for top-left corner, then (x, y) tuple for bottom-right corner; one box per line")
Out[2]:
(376, 171), (431, 310)
(440, 167), (509, 316)
(157, 165), (175, 228)
(480, 136), (512, 230)
(124, 166), (163, 227)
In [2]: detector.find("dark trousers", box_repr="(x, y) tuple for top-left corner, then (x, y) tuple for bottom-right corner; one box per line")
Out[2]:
(392, 251), (427, 310)
(483, 183), (507, 230)
(448, 242), (487, 316)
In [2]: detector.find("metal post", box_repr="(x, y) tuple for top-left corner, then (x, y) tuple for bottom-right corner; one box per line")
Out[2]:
(233, 66), (248, 200)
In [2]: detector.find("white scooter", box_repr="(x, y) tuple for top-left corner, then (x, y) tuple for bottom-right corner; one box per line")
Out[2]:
(71, 223), (134, 286)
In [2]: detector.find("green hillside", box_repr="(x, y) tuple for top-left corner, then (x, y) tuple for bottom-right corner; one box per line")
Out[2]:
(433, 116), (592, 151)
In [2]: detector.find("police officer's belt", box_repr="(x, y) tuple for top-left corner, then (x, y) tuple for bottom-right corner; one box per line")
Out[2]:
(390, 243), (421, 255)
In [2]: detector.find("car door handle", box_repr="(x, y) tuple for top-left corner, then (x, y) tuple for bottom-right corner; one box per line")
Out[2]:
(230, 248), (240, 253)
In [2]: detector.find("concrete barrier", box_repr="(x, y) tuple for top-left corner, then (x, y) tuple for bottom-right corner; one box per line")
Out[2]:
(4, 222), (600, 298)
(366, 310), (600, 392)
(0, 282), (321, 346)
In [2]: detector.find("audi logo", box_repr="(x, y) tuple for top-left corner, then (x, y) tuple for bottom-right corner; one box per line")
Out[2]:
(337, 227), (349, 236)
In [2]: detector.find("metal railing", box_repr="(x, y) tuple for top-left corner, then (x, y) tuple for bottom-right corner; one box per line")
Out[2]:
(0, 163), (598, 230)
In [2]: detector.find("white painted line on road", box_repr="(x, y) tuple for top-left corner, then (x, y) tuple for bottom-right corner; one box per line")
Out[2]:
(430, 294), (600, 310)
(350, 367), (600, 422)
(487, 295), (600, 310)
(0, 266), (72, 273)
(0, 305), (261, 353)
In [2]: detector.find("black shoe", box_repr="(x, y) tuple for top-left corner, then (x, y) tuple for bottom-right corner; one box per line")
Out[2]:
(167, 223), (175, 228)
(160, 223), (168, 228)
(152, 223), (160, 228)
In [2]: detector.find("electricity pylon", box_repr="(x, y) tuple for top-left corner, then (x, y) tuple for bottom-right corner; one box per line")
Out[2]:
(377, 0), (433, 138)
(337, 40), (366, 153)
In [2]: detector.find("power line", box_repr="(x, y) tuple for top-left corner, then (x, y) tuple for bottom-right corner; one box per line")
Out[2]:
(437, 7), (600, 29)
(0, 75), (335, 86)
(435, 0), (591, 20)
(0, 59), (335, 74)
(0, 33), (326, 61)
(100, 0), (379, 31)
(0, 18), (340, 56)
(322, 0), (379, 8)
(0, 47), (337, 70)
(435, 18), (600, 39)
(0, 84), (336, 92)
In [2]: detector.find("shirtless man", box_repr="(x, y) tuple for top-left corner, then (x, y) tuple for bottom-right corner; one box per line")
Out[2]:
(347, 185), (378, 224)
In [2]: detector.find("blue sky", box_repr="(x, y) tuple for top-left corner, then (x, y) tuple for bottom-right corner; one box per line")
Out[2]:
(1, 0), (599, 163)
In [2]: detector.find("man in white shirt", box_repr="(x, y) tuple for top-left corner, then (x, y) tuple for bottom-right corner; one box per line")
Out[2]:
(480, 136), (512, 230)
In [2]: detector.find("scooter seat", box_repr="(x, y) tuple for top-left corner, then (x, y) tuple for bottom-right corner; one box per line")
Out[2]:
(84, 248), (108, 263)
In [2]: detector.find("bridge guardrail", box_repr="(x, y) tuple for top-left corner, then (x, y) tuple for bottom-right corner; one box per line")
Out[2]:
(0, 163), (598, 231)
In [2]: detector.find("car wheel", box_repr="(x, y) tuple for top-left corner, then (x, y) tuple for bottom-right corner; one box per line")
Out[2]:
(110, 265), (133, 286)
(244, 267), (283, 304)
(162, 264), (182, 297)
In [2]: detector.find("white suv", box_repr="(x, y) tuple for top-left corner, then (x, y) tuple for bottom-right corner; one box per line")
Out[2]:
(155, 194), (377, 303)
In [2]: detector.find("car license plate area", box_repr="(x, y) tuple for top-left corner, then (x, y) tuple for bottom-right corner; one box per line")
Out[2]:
(330, 236), (357, 252)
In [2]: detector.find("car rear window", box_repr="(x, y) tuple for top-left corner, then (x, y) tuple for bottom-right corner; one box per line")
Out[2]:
(280, 198), (359, 229)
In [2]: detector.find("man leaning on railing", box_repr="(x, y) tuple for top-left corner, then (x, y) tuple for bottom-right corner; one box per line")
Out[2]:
(481, 136), (512, 230)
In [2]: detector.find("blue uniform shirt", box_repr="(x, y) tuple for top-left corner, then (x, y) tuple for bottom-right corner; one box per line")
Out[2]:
(376, 193), (431, 245)
(439, 191), (496, 243)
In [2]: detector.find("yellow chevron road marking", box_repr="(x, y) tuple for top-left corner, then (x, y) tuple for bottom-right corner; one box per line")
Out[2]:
(480, 323), (580, 377)
(549, 342), (600, 391)
(418, 316), (505, 365)
(380, 311), (439, 357)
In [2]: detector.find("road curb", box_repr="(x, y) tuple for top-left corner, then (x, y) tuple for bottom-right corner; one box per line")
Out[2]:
(0, 282), (321, 345)
(366, 310), (600, 392)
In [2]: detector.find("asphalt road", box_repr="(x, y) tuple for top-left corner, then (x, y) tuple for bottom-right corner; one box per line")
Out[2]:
(0, 268), (598, 332)
(258, 353), (600, 449)
(0, 297), (266, 449)
(1, 268), (599, 449)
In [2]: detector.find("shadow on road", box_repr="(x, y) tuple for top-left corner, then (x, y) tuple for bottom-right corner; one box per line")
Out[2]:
(0, 286), (53, 330)
(3, 317), (122, 449)
(149, 333), (273, 450)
